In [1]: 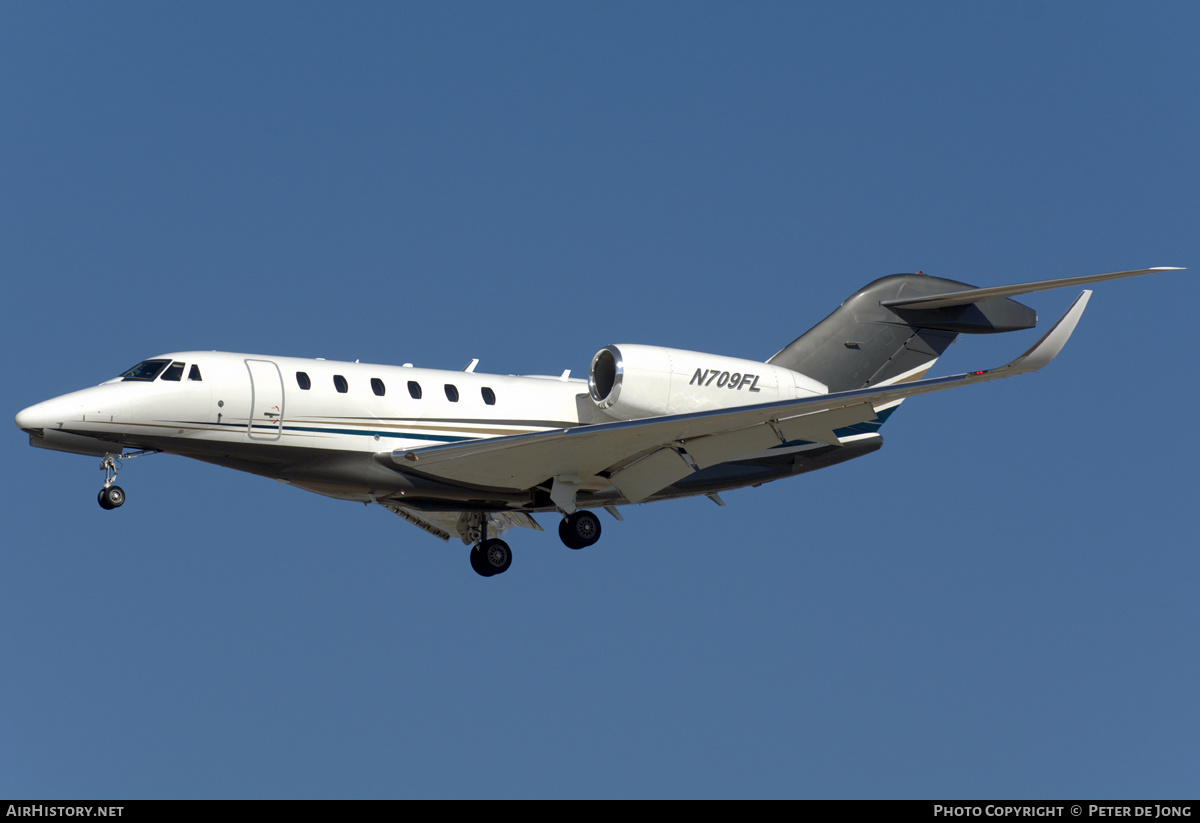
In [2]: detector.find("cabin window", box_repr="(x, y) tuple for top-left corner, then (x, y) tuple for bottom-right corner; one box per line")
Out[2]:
(160, 362), (185, 382)
(444, 384), (459, 402)
(188, 364), (203, 381)
(482, 387), (496, 405)
(120, 359), (169, 382)
(408, 381), (422, 399)
(371, 378), (386, 397)
(296, 372), (311, 390)
(334, 375), (348, 393)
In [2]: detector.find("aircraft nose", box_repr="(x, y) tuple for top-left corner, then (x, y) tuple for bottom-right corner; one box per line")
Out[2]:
(15, 402), (46, 433)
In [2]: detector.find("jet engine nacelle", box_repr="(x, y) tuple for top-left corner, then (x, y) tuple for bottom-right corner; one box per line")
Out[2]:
(588, 344), (828, 420)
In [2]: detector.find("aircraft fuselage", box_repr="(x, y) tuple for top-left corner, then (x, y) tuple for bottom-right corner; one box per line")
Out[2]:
(15, 351), (854, 514)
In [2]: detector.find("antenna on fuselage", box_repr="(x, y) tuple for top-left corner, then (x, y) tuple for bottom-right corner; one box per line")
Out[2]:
(463, 359), (479, 372)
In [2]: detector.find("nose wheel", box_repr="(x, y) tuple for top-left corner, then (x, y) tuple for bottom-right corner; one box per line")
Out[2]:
(98, 485), (125, 510)
(97, 454), (124, 510)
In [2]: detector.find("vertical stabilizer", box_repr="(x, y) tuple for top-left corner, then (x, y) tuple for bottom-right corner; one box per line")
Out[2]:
(768, 274), (1037, 394)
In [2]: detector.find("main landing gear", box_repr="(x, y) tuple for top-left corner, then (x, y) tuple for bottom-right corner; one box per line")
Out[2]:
(468, 508), (604, 577)
(558, 510), (602, 550)
(467, 515), (513, 577)
(470, 538), (513, 577)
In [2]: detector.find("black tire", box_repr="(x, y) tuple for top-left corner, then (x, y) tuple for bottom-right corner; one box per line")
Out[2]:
(562, 510), (601, 549)
(479, 538), (512, 575)
(470, 545), (495, 577)
(98, 486), (124, 510)
(559, 518), (584, 550)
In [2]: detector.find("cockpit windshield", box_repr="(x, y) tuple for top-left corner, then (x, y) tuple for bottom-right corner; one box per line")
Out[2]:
(120, 359), (171, 382)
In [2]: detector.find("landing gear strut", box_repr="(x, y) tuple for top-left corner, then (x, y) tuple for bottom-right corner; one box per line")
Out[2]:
(98, 454), (125, 510)
(559, 509), (602, 550)
(463, 507), (604, 575)
(95, 450), (156, 510)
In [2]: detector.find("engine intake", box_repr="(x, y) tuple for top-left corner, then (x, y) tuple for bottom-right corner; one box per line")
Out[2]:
(588, 344), (826, 421)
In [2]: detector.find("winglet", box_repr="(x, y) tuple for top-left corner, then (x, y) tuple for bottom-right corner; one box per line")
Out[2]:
(995, 290), (1091, 376)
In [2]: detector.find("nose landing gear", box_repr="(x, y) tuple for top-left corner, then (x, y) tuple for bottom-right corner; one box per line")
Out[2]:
(97, 454), (124, 510)
(95, 450), (157, 510)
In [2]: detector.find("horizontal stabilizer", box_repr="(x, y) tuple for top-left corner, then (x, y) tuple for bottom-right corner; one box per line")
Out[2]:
(880, 267), (1183, 310)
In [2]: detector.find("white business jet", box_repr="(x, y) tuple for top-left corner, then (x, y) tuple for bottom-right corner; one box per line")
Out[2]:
(14, 267), (1181, 576)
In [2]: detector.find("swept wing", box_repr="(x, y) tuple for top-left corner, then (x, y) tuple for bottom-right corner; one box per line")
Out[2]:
(388, 291), (1092, 501)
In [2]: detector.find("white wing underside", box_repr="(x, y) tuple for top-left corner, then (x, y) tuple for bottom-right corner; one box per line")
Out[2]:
(382, 291), (1092, 509)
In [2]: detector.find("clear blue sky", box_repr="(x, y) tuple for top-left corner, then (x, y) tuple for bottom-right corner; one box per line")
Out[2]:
(2, 2), (1196, 799)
